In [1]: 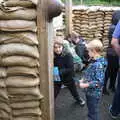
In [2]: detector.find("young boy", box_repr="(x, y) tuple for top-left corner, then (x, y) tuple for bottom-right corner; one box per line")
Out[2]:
(79, 39), (107, 120)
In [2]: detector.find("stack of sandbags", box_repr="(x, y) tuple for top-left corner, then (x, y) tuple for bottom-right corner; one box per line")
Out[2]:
(72, 10), (81, 34)
(88, 8), (98, 41)
(79, 9), (89, 40)
(0, 0), (43, 120)
(102, 8), (113, 49)
(72, 7), (89, 40)
(61, 6), (120, 49)
(95, 10), (104, 40)
(72, 6), (105, 41)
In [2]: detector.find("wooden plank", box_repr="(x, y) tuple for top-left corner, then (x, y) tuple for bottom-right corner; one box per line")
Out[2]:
(37, 0), (54, 120)
(65, 0), (72, 36)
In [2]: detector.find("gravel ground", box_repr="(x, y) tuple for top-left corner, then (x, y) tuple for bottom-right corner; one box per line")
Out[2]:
(55, 87), (114, 120)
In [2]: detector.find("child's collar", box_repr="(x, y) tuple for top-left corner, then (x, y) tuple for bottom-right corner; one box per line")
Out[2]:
(94, 55), (102, 60)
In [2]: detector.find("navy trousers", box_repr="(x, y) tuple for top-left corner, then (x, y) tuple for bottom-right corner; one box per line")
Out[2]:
(111, 72), (120, 115)
(86, 94), (101, 120)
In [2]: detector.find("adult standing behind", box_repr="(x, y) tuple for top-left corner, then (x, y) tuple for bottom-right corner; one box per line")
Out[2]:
(110, 20), (120, 119)
(53, 37), (85, 106)
(103, 11), (120, 95)
(72, 33), (90, 68)
(63, 32), (84, 72)
(63, 32), (84, 84)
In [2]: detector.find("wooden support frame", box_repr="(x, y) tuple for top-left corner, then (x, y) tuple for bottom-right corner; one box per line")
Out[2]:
(65, 0), (72, 36)
(37, 0), (54, 120)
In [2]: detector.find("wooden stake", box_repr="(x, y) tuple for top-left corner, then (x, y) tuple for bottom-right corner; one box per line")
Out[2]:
(81, 0), (83, 5)
(65, 0), (72, 36)
(37, 0), (54, 120)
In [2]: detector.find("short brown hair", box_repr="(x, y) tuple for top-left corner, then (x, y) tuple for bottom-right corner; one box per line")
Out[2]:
(65, 31), (79, 40)
(54, 36), (63, 46)
(71, 31), (79, 38)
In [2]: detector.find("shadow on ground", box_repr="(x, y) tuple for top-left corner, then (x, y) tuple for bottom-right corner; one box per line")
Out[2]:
(55, 87), (114, 120)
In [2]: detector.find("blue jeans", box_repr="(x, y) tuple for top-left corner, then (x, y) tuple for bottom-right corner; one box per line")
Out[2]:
(111, 72), (120, 116)
(86, 94), (101, 120)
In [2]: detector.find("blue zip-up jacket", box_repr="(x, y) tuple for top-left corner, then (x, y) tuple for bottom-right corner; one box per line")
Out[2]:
(83, 57), (107, 98)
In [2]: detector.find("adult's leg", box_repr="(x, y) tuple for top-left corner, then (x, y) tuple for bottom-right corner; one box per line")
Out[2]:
(54, 82), (62, 99)
(103, 54), (110, 94)
(103, 66), (109, 91)
(66, 81), (85, 105)
(66, 81), (80, 101)
(111, 72), (120, 115)
(109, 56), (119, 91)
(109, 67), (118, 91)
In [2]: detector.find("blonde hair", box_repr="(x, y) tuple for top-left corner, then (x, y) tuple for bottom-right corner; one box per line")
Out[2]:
(87, 39), (103, 53)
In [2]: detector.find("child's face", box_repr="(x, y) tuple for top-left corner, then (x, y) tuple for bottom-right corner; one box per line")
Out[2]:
(54, 43), (63, 55)
(88, 49), (95, 58)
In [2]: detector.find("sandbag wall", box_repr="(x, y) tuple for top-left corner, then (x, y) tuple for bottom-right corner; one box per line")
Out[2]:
(72, 6), (120, 49)
(0, 0), (43, 120)
(62, 6), (120, 49)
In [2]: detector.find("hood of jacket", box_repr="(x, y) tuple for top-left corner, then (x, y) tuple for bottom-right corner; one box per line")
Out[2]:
(112, 10), (120, 25)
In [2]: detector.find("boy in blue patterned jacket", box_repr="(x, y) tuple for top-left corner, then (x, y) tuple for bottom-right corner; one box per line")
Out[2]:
(79, 39), (107, 120)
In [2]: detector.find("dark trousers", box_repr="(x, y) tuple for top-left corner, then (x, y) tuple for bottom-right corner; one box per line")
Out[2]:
(104, 55), (119, 90)
(111, 72), (120, 115)
(86, 95), (101, 120)
(54, 81), (80, 101)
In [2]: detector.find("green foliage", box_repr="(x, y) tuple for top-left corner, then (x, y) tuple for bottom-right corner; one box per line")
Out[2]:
(61, 0), (120, 6)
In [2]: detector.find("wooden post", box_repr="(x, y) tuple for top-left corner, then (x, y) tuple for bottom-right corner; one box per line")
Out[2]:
(80, 0), (83, 5)
(37, 0), (54, 120)
(65, 0), (72, 36)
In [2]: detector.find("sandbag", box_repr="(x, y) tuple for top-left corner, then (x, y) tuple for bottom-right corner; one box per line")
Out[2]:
(2, 56), (40, 67)
(0, 97), (9, 103)
(0, 110), (10, 119)
(0, 67), (7, 78)
(11, 100), (40, 109)
(0, 88), (9, 100)
(0, 20), (36, 32)
(7, 86), (41, 97)
(30, 0), (38, 5)
(0, 32), (38, 45)
(0, 118), (10, 120)
(6, 76), (40, 87)
(7, 66), (39, 77)
(0, 78), (6, 88)
(9, 94), (43, 102)
(0, 9), (36, 20)
(2, 0), (35, 7)
(14, 116), (42, 120)
(0, 43), (39, 58)
(13, 107), (41, 116)
(0, 102), (11, 113)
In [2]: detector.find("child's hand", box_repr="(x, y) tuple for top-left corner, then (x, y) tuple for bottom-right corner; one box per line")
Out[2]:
(79, 82), (89, 88)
